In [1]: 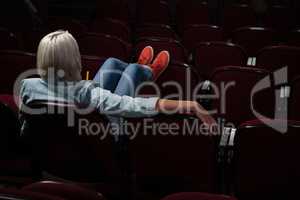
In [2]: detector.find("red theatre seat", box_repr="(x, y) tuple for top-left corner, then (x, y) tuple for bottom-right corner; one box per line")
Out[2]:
(0, 101), (33, 187)
(161, 192), (237, 200)
(20, 101), (119, 181)
(210, 66), (274, 126)
(0, 101), (20, 158)
(288, 29), (300, 47)
(231, 26), (277, 56)
(0, 94), (19, 113)
(90, 18), (130, 42)
(79, 33), (131, 61)
(22, 29), (47, 53)
(81, 55), (107, 80)
(137, 61), (201, 99)
(23, 181), (106, 200)
(136, 24), (179, 40)
(136, 0), (171, 25)
(255, 45), (300, 80)
(46, 17), (88, 39)
(234, 120), (300, 200)
(224, 4), (257, 37)
(20, 101), (124, 198)
(134, 37), (187, 63)
(95, 0), (130, 23)
(0, 27), (21, 50)
(193, 42), (248, 78)
(289, 76), (300, 120)
(0, 50), (36, 93)
(176, 0), (209, 34)
(128, 114), (217, 197)
(0, 188), (65, 200)
(264, 5), (294, 36)
(183, 24), (223, 52)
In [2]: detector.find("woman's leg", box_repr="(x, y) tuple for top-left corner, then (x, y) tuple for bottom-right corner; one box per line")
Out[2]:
(109, 63), (153, 142)
(93, 57), (128, 92)
(112, 64), (153, 176)
(114, 63), (153, 96)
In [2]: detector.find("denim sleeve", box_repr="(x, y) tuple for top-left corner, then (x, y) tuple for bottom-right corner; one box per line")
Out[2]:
(19, 79), (31, 104)
(89, 86), (159, 118)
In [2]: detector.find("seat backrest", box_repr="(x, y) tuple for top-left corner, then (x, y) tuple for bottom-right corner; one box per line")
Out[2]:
(134, 37), (187, 62)
(210, 66), (274, 126)
(224, 4), (257, 37)
(79, 33), (131, 61)
(0, 94), (19, 113)
(46, 17), (88, 39)
(176, 0), (209, 34)
(23, 181), (106, 200)
(22, 29), (47, 53)
(183, 25), (223, 52)
(136, 24), (179, 40)
(136, 0), (171, 25)
(137, 62), (201, 100)
(21, 101), (119, 182)
(90, 18), (130, 42)
(95, 0), (130, 23)
(161, 192), (238, 200)
(81, 55), (107, 79)
(256, 45), (300, 80)
(231, 26), (277, 56)
(264, 6), (294, 33)
(234, 120), (300, 200)
(0, 27), (20, 50)
(288, 29), (300, 47)
(0, 0), (34, 32)
(128, 114), (217, 194)
(289, 76), (300, 120)
(0, 188), (65, 200)
(0, 101), (20, 158)
(194, 42), (248, 78)
(0, 50), (36, 93)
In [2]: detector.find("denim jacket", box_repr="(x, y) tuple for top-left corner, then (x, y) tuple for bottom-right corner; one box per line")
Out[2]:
(20, 78), (159, 118)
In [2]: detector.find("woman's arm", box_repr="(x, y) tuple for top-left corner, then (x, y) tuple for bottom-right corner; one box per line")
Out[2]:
(156, 99), (216, 126)
(86, 85), (216, 124)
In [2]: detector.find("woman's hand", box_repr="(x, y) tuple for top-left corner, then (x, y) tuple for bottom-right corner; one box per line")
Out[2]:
(156, 99), (216, 126)
(190, 101), (216, 126)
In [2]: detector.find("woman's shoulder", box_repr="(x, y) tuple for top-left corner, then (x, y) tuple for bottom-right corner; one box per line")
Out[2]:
(20, 78), (48, 94)
(21, 78), (45, 87)
(20, 78), (102, 95)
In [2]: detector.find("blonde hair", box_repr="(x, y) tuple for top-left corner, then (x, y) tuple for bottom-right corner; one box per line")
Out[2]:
(37, 30), (82, 81)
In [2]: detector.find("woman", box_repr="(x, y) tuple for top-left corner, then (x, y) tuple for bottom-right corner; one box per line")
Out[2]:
(20, 30), (216, 131)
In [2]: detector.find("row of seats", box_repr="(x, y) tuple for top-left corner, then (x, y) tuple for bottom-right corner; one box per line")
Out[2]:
(0, 94), (298, 200)
(138, 65), (300, 123)
(184, 25), (300, 54)
(93, 0), (299, 32)
(0, 61), (299, 123)
(2, 0), (299, 37)
(2, 19), (300, 52)
(0, 181), (106, 200)
(194, 43), (300, 79)
(1, 41), (299, 92)
(0, 181), (236, 200)
(1, 15), (300, 60)
(1, 180), (236, 200)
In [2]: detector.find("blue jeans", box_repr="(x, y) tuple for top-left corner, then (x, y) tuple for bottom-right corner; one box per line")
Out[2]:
(93, 57), (153, 97)
(93, 58), (153, 174)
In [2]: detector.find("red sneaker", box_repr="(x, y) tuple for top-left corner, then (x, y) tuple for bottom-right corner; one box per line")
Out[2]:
(150, 51), (170, 80)
(137, 46), (154, 65)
